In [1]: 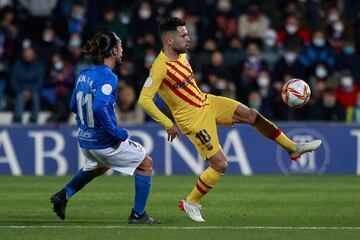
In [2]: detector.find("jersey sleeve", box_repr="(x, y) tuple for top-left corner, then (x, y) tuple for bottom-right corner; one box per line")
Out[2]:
(138, 60), (173, 129)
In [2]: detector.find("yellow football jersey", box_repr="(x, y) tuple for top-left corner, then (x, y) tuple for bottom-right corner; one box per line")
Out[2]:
(138, 50), (209, 130)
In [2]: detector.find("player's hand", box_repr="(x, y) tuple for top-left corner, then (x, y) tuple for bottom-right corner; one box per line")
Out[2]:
(167, 124), (181, 142)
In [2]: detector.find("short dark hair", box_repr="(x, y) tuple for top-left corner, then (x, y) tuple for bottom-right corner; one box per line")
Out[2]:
(159, 17), (185, 36)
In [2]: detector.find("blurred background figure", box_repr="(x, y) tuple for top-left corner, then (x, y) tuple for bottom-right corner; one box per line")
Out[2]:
(311, 88), (346, 121)
(11, 41), (44, 123)
(238, 4), (270, 42)
(46, 53), (75, 123)
(116, 83), (144, 125)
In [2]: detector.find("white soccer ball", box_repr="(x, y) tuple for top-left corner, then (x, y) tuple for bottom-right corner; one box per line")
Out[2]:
(281, 79), (311, 108)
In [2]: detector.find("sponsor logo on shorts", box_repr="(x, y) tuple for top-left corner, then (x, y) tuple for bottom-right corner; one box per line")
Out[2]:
(276, 128), (330, 175)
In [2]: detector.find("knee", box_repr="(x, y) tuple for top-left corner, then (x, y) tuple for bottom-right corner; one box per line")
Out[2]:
(138, 155), (153, 173)
(211, 159), (228, 173)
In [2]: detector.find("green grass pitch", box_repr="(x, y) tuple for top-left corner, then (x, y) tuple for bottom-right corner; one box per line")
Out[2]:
(1, 175), (360, 240)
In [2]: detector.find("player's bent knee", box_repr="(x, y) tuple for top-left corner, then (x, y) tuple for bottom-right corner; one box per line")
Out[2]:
(210, 159), (228, 173)
(138, 155), (153, 174)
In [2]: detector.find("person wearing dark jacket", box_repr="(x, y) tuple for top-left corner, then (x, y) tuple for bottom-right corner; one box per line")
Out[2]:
(11, 44), (44, 123)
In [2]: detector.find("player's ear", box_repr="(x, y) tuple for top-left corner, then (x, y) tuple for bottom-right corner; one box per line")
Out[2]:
(112, 46), (118, 56)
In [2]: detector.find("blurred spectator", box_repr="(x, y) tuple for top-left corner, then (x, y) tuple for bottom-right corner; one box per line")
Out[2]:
(116, 83), (144, 125)
(214, 0), (237, 40)
(0, 6), (17, 109)
(253, 70), (275, 118)
(202, 50), (234, 98)
(298, 30), (335, 72)
(311, 88), (346, 121)
(67, 32), (83, 64)
(277, 15), (311, 48)
(224, 37), (246, 67)
(261, 29), (283, 71)
(68, 1), (87, 34)
(46, 53), (75, 123)
(95, 7), (129, 42)
(11, 43), (44, 123)
(305, 0), (322, 31)
(308, 62), (337, 101)
(334, 41), (360, 81)
(336, 71), (360, 109)
(272, 45), (306, 84)
(240, 41), (268, 96)
(36, 26), (62, 69)
(238, 4), (270, 41)
(248, 89), (273, 119)
(192, 38), (217, 73)
(131, 1), (158, 46)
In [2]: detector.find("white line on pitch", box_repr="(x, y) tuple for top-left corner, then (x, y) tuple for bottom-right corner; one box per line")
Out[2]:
(1, 226), (360, 230)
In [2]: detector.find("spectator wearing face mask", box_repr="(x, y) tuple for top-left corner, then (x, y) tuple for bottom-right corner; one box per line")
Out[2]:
(309, 63), (337, 101)
(46, 53), (75, 123)
(277, 15), (311, 48)
(67, 32), (83, 65)
(36, 26), (62, 69)
(336, 71), (360, 109)
(311, 88), (346, 121)
(324, 6), (353, 43)
(261, 29), (283, 71)
(334, 42), (360, 82)
(272, 45), (306, 84)
(254, 70), (276, 118)
(131, 1), (158, 46)
(298, 30), (335, 74)
(240, 41), (268, 98)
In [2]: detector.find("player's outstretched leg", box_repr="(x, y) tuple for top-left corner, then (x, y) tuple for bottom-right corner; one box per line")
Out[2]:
(50, 167), (108, 220)
(232, 105), (322, 160)
(128, 155), (160, 224)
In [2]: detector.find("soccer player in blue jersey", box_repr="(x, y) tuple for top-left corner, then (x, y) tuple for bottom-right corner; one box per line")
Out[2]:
(50, 31), (160, 224)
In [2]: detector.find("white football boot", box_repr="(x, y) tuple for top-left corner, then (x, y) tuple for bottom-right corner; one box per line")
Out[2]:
(179, 199), (205, 222)
(290, 140), (322, 161)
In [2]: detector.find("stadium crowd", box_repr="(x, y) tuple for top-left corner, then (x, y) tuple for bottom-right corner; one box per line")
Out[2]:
(0, 0), (359, 124)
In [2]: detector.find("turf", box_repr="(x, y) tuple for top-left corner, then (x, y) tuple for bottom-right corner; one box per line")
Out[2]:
(0, 175), (360, 240)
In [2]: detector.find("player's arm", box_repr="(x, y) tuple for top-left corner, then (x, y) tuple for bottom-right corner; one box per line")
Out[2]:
(69, 88), (77, 113)
(93, 75), (128, 141)
(138, 62), (181, 141)
(138, 63), (173, 129)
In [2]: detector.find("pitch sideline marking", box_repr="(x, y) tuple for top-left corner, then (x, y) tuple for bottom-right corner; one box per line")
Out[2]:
(1, 225), (360, 230)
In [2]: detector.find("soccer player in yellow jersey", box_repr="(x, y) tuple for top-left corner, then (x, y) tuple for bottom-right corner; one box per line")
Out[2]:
(138, 17), (322, 222)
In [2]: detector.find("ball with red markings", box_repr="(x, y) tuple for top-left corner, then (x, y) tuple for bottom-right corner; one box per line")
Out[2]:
(281, 79), (311, 108)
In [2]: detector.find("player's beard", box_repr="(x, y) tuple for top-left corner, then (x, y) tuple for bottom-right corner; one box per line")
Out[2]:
(173, 46), (187, 55)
